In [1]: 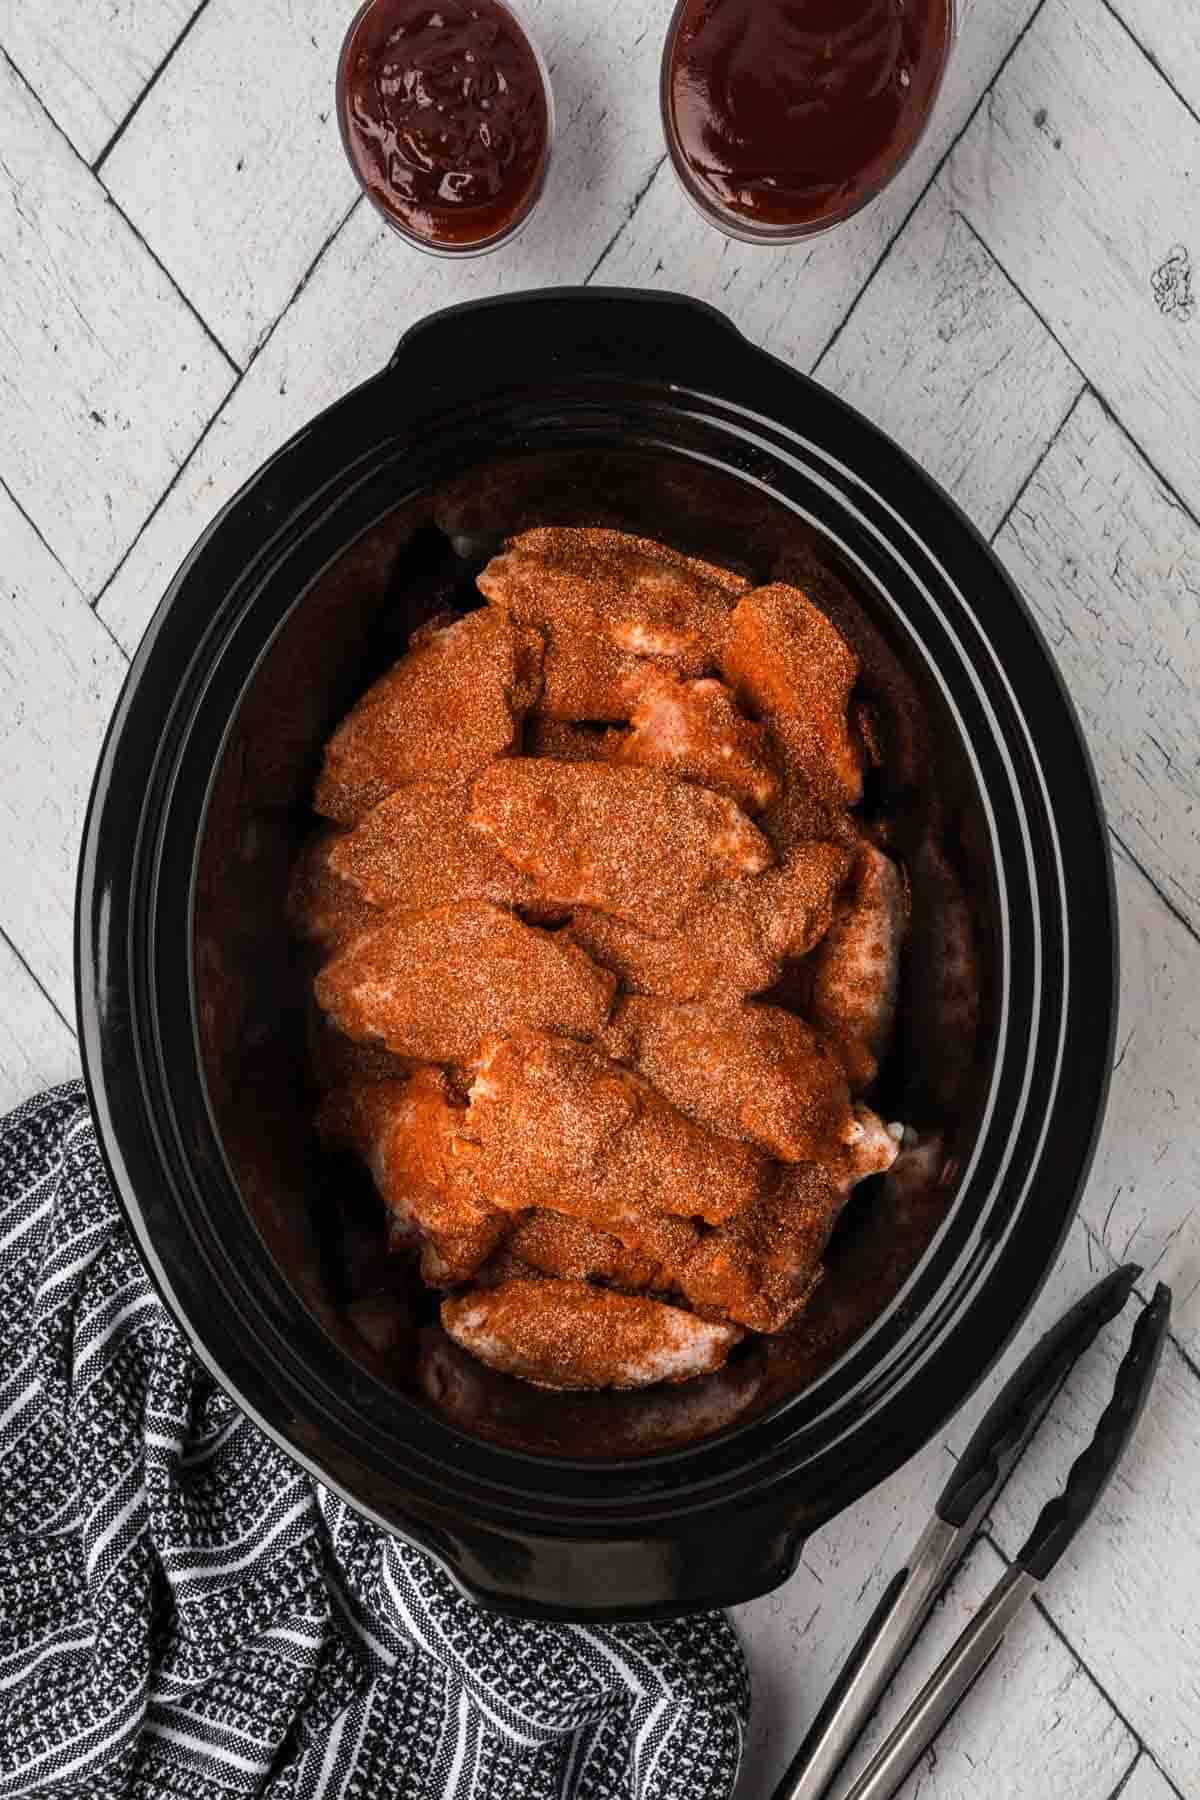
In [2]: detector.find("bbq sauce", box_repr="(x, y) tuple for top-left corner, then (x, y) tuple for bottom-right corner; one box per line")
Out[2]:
(338, 0), (551, 251)
(664, 0), (954, 237)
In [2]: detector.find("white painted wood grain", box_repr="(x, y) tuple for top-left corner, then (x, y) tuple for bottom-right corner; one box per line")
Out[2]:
(835, 1537), (1137, 1800)
(100, 0), (360, 367)
(947, 0), (1200, 520)
(593, 0), (1040, 369)
(0, 489), (128, 1018)
(1119, 1754), (1185, 1800)
(0, 933), (77, 1118)
(996, 394), (1200, 935)
(816, 180), (1082, 536)
(1107, 0), (1200, 123)
(0, 55), (233, 595)
(0, 0), (196, 164)
(982, 1283), (1200, 1796)
(96, 0), (698, 654)
(1080, 846), (1200, 1350)
(99, 0), (675, 372)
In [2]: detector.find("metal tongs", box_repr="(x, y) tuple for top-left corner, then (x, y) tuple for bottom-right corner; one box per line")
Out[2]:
(772, 1264), (1172, 1800)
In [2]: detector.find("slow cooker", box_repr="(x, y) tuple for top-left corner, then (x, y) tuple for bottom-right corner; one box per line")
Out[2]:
(77, 289), (1116, 1621)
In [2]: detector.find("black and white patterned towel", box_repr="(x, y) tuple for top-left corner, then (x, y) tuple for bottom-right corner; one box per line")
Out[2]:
(0, 1084), (749, 1800)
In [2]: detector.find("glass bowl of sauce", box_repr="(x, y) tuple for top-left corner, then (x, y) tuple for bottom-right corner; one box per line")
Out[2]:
(662, 0), (956, 243)
(337, 0), (553, 256)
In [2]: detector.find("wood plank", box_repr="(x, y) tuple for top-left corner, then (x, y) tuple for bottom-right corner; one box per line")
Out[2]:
(100, 0), (360, 367)
(99, 0), (676, 371)
(95, 0), (689, 657)
(0, 933), (77, 1120)
(836, 1538), (1137, 1800)
(1080, 845), (1200, 1351)
(593, 0), (1041, 368)
(967, 1236), (1200, 1797)
(734, 1440), (1137, 1799)
(0, 489), (129, 1017)
(0, 0), (196, 165)
(1118, 1755), (1186, 1800)
(1107, 0), (1200, 124)
(995, 393), (1200, 935)
(0, 54), (233, 594)
(816, 180), (1082, 536)
(947, 0), (1200, 519)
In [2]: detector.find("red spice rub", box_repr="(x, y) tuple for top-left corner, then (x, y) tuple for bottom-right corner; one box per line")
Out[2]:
(315, 609), (544, 824)
(478, 526), (747, 720)
(470, 759), (773, 935)
(503, 1209), (665, 1290)
(808, 842), (908, 1090)
(612, 671), (783, 813)
(313, 901), (616, 1065)
(568, 841), (852, 999)
(326, 777), (539, 912)
(681, 1164), (843, 1334)
(317, 1071), (506, 1286)
(441, 1277), (742, 1389)
(721, 583), (863, 805)
(602, 996), (855, 1163)
(459, 1031), (772, 1227)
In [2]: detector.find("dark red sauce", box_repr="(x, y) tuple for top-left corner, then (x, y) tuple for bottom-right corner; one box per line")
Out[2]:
(664, 0), (953, 236)
(339, 0), (550, 250)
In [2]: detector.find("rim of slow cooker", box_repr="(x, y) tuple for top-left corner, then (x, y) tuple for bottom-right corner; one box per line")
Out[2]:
(78, 299), (1114, 1547)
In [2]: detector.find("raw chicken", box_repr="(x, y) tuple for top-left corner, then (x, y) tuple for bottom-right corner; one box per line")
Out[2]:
(808, 842), (907, 1090)
(721, 583), (862, 805)
(313, 901), (616, 1065)
(315, 609), (543, 823)
(458, 1031), (773, 1227)
(611, 671), (783, 813)
(326, 777), (538, 912)
(470, 759), (773, 935)
(441, 1278), (743, 1390)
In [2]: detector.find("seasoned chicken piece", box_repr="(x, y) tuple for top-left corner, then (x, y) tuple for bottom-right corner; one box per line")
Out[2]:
(721, 583), (862, 805)
(459, 1031), (773, 1227)
(497, 1209), (665, 1291)
(313, 901), (616, 1065)
(317, 1071), (507, 1287)
(478, 526), (748, 720)
(287, 830), (380, 952)
(602, 996), (855, 1163)
(808, 843), (907, 1090)
(680, 1105), (902, 1334)
(442, 1278), (743, 1389)
(470, 761), (772, 936)
(568, 841), (852, 999)
(325, 778), (539, 913)
(611, 672), (783, 813)
(758, 752), (857, 854)
(523, 718), (614, 761)
(314, 610), (543, 824)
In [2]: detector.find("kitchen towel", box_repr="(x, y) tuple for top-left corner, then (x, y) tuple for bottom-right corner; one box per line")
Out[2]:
(0, 1083), (749, 1800)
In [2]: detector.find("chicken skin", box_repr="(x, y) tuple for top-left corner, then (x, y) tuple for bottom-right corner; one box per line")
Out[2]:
(680, 1106), (902, 1333)
(523, 718), (613, 761)
(808, 842), (907, 1090)
(317, 1071), (506, 1287)
(313, 901), (616, 1065)
(470, 760), (773, 936)
(490, 1209), (666, 1291)
(441, 1278), (743, 1390)
(721, 583), (862, 806)
(478, 526), (748, 720)
(287, 829), (379, 953)
(611, 672), (783, 813)
(568, 841), (852, 1000)
(459, 1031), (773, 1227)
(601, 996), (855, 1163)
(315, 609), (543, 824)
(326, 777), (538, 913)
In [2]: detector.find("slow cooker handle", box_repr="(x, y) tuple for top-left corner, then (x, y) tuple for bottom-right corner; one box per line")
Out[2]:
(423, 1493), (815, 1621)
(388, 286), (752, 392)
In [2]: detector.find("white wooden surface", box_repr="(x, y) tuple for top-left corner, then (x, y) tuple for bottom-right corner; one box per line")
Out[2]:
(1, 0), (1198, 1794)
